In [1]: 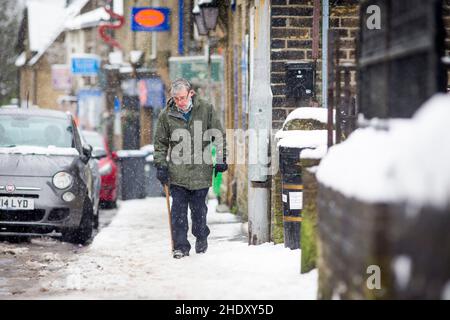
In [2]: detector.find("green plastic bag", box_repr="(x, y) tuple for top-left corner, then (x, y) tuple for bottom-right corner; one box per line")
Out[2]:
(212, 145), (222, 197)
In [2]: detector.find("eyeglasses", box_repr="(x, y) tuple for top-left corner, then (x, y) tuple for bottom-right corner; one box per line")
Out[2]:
(172, 93), (190, 102)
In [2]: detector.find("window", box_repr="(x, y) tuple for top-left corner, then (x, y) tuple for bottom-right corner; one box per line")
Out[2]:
(0, 115), (73, 148)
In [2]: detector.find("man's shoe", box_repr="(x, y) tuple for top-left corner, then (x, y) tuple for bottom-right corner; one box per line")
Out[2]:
(195, 239), (208, 254)
(173, 250), (189, 259)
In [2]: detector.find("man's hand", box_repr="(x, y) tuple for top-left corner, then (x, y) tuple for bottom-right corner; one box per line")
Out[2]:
(156, 166), (169, 185)
(214, 163), (228, 177)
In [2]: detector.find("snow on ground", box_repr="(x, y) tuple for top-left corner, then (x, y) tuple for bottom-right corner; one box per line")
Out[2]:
(30, 197), (317, 300)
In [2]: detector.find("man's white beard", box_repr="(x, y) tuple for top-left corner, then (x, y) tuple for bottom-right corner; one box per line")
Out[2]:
(178, 98), (193, 113)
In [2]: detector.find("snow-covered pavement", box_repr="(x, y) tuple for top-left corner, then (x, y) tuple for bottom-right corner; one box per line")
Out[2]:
(23, 196), (318, 299)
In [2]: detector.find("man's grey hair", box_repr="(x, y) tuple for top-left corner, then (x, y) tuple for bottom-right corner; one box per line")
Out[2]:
(170, 78), (192, 96)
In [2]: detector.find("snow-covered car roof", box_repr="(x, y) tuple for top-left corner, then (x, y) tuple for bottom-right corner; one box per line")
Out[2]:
(0, 107), (72, 120)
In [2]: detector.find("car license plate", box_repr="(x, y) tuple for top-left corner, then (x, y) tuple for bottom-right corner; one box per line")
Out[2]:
(0, 197), (34, 210)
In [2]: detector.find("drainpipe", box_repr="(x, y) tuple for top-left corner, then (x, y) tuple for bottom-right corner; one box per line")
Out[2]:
(247, 0), (272, 245)
(149, 0), (160, 60)
(17, 66), (21, 107)
(32, 68), (37, 106)
(178, 0), (184, 55)
(150, 26), (157, 60)
(322, 0), (329, 108)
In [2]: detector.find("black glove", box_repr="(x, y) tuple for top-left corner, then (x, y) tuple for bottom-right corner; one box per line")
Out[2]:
(156, 166), (169, 185)
(214, 163), (228, 177)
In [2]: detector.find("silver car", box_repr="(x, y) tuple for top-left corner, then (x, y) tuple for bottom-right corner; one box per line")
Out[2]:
(0, 108), (100, 244)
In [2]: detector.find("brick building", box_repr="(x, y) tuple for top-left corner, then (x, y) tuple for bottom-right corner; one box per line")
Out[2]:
(16, 0), (96, 109)
(16, 0), (208, 150)
(14, 0), (450, 248)
(221, 0), (450, 242)
(220, 0), (360, 243)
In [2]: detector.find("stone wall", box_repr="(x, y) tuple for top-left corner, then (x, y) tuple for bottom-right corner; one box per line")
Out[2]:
(223, 0), (250, 218)
(271, 116), (327, 245)
(300, 162), (320, 274)
(34, 54), (65, 109)
(317, 184), (450, 300)
(271, 170), (284, 244)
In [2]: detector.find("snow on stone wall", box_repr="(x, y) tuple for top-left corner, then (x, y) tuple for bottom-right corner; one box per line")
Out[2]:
(316, 94), (450, 209)
(275, 129), (328, 150)
(282, 107), (331, 129)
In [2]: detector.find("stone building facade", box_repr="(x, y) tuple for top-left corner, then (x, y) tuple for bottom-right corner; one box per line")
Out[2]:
(270, 0), (359, 130)
(221, 1), (360, 239)
(17, 0), (202, 149)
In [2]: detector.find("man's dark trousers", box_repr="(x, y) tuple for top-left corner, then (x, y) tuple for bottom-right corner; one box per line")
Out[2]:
(170, 184), (210, 253)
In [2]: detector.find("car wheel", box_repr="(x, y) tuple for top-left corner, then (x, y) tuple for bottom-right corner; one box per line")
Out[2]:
(109, 200), (117, 209)
(100, 200), (117, 209)
(93, 208), (99, 230)
(63, 197), (93, 245)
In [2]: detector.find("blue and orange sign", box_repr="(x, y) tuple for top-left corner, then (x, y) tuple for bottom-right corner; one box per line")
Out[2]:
(131, 7), (170, 32)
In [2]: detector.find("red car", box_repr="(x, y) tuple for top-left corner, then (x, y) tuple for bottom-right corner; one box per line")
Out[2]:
(82, 130), (118, 208)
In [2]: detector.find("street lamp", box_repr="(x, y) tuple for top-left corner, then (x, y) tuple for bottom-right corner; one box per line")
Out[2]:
(198, 0), (219, 32)
(192, 4), (208, 36)
(192, 0), (219, 102)
(193, 0), (219, 34)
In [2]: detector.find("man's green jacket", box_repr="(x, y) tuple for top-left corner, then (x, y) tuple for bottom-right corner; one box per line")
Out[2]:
(153, 96), (226, 190)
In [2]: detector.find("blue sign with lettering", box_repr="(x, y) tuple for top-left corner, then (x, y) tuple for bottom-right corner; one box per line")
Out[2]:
(71, 55), (101, 75)
(131, 7), (170, 32)
(114, 96), (121, 113)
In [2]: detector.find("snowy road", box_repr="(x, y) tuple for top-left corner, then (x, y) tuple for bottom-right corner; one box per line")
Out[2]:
(0, 207), (118, 298)
(0, 196), (317, 300)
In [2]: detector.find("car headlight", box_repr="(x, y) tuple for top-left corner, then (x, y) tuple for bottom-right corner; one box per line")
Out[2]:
(62, 192), (76, 202)
(99, 163), (112, 176)
(53, 172), (73, 189)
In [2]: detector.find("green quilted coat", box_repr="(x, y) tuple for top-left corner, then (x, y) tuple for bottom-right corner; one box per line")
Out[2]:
(153, 96), (226, 190)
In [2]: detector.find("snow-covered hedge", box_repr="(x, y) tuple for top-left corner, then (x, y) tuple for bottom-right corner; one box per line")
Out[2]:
(317, 94), (450, 209)
(276, 107), (332, 160)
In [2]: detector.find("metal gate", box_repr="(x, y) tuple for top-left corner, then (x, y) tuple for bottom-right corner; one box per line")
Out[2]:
(358, 0), (447, 119)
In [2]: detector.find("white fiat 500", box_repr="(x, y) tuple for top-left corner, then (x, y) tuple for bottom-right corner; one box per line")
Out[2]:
(0, 108), (100, 244)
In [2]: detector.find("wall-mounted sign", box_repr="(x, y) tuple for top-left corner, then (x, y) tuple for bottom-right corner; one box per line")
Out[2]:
(131, 7), (170, 32)
(77, 89), (104, 131)
(169, 55), (224, 84)
(51, 64), (72, 91)
(138, 78), (166, 109)
(114, 96), (121, 113)
(71, 54), (101, 76)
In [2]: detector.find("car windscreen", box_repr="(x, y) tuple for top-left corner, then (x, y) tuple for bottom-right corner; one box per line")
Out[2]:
(0, 114), (73, 148)
(82, 132), (105, 150)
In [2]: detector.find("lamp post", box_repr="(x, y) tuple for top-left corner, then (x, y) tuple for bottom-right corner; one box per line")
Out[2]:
(192, 0), (219, 103)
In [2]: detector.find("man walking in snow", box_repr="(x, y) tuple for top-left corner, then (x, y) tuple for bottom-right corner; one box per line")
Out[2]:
(154, 78), (227, 259)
